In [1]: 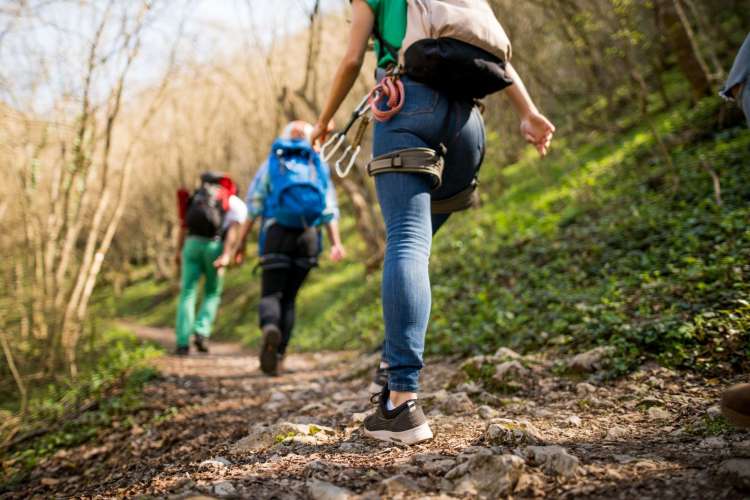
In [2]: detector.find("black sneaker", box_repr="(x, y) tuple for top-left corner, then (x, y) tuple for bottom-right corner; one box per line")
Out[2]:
(193, 334), (209, 353)
(368, 364), (389, 394)
(260, 324), (282, 375)
(175, 345), (189, 356)
(363, 388), (433, 445)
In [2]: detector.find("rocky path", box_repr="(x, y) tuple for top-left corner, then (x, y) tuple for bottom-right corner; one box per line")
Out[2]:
(9, 325), (750, 499)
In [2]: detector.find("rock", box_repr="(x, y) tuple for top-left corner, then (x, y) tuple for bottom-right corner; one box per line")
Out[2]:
(199, 457), (230, 469)
(494, 347), (522, 360)
(478, 405), (499, 420)
(269, 391), (288, 402)
(447, 453), (525, 498)
(513, 472), (546, 496)
(566, 346), (615, 373)
(493, 361), (529, 382)
(525, 445), (580, 477)
(718, 459), (750, 491)
(700, 436), (727, 449)
(41, 478), (61, 486)
(707, 405), (722, 419)
(338, 441), (366, 453)
(212, 481), (237, 497)
(352, 412), (367, 423)
(456, 381), (483, 395)
(381, 474), (421, 495)
(231, 422), (335, 453)
(486, 419), (544, 446)
(423, 459), (456, 474)
(613, 454), (636, 464)
(647, 407), (672, 420)
(605, 425), (628, 440)
(438, 391), (475, 415)
(575, 382), (597, 396)
(308, 479), (354, 500)
(733, 440), (750, 458)
(565, 415), (582, 427)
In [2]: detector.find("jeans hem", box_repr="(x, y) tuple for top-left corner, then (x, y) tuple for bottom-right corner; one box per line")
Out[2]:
(388, 383), (419, 393)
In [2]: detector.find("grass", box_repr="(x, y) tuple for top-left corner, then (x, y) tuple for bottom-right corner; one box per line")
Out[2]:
(111, 92), (750, 378)
(0, 325), (162, 489)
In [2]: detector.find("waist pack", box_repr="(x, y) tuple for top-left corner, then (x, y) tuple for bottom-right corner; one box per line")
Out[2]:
(379, 0), (514, 99)
(185, 172), (231, 238)
(267, 139), (328, 228)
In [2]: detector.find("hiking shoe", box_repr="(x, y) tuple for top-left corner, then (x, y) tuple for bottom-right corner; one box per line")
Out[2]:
(175, 345), (189, 356)
(193, 334), (209, 354)
(368, 364), (389, 394)
(260, 324), (282, 375)
(363, 389), (433, 445)
(722, 383), (750, 428)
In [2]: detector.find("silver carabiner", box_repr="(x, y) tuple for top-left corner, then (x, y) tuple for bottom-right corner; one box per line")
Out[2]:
(321, 133), (346, 162)
(335, 144), (361, 178)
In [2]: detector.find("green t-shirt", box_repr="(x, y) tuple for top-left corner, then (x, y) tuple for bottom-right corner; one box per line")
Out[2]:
(365, 0), (407, 68)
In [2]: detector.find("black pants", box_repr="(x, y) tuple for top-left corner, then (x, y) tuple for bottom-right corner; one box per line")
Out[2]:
(259, 224), (319, 355)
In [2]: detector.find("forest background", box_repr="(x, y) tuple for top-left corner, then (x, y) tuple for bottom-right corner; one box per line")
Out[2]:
(0, 0), (749, 463)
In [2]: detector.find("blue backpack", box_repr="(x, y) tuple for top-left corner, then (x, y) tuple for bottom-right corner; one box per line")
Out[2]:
(266, 138), (328, 228)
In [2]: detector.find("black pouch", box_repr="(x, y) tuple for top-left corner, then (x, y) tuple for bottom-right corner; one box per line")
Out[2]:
(404, 37), (513, 99)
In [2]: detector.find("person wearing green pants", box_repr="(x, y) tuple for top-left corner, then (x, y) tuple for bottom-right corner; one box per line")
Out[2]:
(175, 172), (247, 355)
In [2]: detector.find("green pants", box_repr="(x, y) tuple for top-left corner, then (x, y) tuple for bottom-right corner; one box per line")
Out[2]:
(176, 236), (225, 347)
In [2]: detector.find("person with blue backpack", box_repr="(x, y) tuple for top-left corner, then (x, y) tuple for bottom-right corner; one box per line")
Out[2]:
(237, 121), (346, 375)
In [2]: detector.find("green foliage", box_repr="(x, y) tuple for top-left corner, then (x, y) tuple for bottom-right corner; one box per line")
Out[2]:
(0, 326), (161, 489)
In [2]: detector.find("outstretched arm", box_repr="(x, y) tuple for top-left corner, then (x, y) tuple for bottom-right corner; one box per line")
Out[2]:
(234, 217), (257, 265)
(504, 63), (556, 157)
(214, 222), (241, 269)
(311, 0), (374, 147)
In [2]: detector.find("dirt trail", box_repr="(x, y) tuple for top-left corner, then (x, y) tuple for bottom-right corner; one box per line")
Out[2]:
(9, 324), (750, 499)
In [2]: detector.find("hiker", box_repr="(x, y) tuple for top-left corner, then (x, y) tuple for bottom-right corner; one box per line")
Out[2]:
(237, 121), (345, 376)
(719, 32), (750, 427)
(175, 172), (247, 355)
(311, 0), (555, 444)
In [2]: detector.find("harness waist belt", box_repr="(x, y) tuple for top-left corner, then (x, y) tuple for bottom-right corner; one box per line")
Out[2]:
(367, 147), (444, 189)
(431, 179), (479, 214)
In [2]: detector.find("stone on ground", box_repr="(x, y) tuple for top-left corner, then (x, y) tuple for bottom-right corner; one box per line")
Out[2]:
(308, 479), (355, 500)
(566, 346), (615, 373)
(380, 474), (421, 496)
(525, 445), (581, 477)
(486, 418), (544, 445)
(231, 422), (335, 453)
(718, 459), (750, 491)
(211, 481), (237, 497)
(447, 452), (525, 498)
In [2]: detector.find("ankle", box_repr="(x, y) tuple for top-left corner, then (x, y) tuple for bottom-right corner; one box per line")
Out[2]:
(389, 391), (417, 408)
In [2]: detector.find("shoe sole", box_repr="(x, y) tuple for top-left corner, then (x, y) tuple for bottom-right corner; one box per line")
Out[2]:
(260, 325), (281, 375)
(721, 404), (750, 428)
(363, 422), (433, 445)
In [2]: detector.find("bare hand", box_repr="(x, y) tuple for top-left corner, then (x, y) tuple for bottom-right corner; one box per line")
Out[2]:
(234, 247), (246, 266)
(311, 120), (335, 151)
(520, 112), (555, 157)
(329, 244), (346, 263)
(213, 253), (230, 269)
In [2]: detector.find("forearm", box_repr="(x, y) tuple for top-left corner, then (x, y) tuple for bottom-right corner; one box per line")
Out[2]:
(318, 61), (363, 127)
(504, 62), (539, 118)
(325, 220), (343, 248)
(223, 223), (241, 257)
(239, 218), (256, 247)
(316, 0), (372, 127)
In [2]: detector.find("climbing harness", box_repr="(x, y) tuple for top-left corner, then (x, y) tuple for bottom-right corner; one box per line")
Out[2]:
(367, 147), (445, 189)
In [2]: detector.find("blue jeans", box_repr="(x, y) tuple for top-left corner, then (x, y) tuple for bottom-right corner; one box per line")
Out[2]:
(373, 76), (485, 392)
